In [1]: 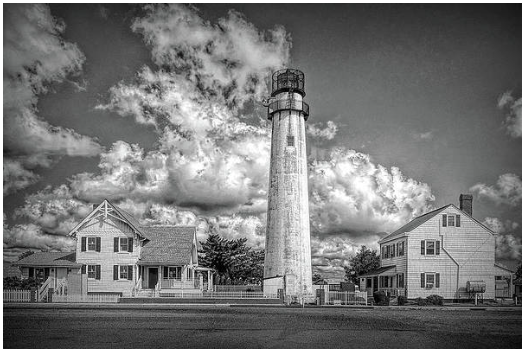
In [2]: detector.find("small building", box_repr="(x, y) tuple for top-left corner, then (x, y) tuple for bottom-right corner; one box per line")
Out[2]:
(358, 194), (511, 301)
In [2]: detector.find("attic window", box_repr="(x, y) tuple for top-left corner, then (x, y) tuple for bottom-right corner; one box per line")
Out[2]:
(442, 214), (461, 227)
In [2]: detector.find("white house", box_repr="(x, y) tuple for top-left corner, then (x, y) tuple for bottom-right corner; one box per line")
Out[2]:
(358, 194), (514, 301)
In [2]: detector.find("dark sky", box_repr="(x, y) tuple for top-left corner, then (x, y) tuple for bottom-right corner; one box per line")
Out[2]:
(3, 4), (521, 276)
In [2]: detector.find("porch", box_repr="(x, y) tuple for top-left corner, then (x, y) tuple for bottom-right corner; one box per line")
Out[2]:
(132, 264), (215, 297)
(358, 265), (406, 297)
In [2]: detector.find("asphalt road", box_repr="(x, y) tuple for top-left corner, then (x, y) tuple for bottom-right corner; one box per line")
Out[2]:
(3, 306), (522, 349)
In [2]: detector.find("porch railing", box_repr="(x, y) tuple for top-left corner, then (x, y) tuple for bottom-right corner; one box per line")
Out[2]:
(378, 288), (405, 297)
(37, 277), (53, 302)
(160, 278), (200, 290)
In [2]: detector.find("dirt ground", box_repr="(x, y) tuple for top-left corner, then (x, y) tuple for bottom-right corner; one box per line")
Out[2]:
(3, 306), (522, 349)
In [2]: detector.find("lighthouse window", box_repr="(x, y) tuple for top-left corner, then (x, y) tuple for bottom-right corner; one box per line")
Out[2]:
(287, 135), (295, 147)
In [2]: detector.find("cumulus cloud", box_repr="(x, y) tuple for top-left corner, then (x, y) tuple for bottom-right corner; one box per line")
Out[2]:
(307, 121), (338, 140)
(3, 222), (75, 253)
(498, 91), (522, 138)
(309, 148), (435, 236)
(470, 173), (522, 207)
(412, 131), (434, 141)
(3, 4), (102, 195)
(481, 217), (521, 260)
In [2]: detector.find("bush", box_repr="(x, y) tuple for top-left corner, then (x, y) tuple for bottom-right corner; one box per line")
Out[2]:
(3, 277), (41, 290)
(373, 291), (389, 306)
(416, 297), (427, 306)
(397, 295), (408, 306)
(426, 295), (444, 306)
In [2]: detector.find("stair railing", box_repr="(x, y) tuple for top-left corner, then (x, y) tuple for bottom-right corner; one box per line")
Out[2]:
(37, 277), (53, 302)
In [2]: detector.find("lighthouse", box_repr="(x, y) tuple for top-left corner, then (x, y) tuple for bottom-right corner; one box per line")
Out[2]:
(263, 69), (313, 300)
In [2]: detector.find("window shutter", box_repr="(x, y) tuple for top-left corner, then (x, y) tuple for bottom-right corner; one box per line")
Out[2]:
(81, 265), (86, 275)
(81, 237), (86, 252)
(392, 244), (396, 257)
(114, 238), (119, 252)
(96, 265), (101, 280)
(113, 265), (118, 280)
(442, 214), (447, 227)
(421, 273), (425, 288)
(128, 265), (133, 280)
(436, 241), (440, 255)
(128, 238), (133, 252)
(164, 267), (168, 278)
(436, 273), (440, 288)
(96, 237), (101, 252)
(421, 241), (425, 255)
(456, 214), (460, 227)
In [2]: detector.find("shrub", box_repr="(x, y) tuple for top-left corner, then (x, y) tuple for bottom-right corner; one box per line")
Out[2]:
(373, 291), (389, 306)
(426, 295), (444, 306)
(416, 297), (427, 306)
(397, 295), (408, 306)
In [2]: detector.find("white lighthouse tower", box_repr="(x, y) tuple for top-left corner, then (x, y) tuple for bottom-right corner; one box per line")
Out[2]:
(263, 69), (313, 301)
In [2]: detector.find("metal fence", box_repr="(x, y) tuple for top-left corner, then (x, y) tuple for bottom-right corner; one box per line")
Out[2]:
(52, 294), (120, 303)
(4, 290), (32, 303)
(327, 291), (368, 305)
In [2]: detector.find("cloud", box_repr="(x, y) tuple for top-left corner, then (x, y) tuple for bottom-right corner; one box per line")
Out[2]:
(498, 91), (521, 138)
(129, 4), (290, 109)
(3, 222), (75, 252)
(3, 4), (103, 195)
(413, 131), (434, 141)
(307, 121), (338, 140)
(470, 173), (522, 207)
(482, 217), (521, 260)
(309, 148), (435, 236)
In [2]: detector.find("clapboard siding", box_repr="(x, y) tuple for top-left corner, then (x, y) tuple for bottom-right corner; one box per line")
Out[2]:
(76, 216), (140, 294)
(406, 205), (495, 299)
(380, 237), (408, 275)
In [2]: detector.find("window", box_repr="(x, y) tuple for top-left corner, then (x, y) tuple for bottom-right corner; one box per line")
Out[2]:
(426, 241), (435, 255)
(287, 135), (295, 147)
(398, 241), (405, 256)
(114, 237), (133, 253)
(119, 266), (129, 280)
(87, 265), (101, 280)
(443, 214), (461, 227)
(81, 236), (101, 252)
(421, 240), (440, 255)
(421, 272), (440, 288)
(119, 238), (128, 252)
(397, 273), (405, 288)
(114, 265), (133, 280)
(88, 237), (97, 251)
(163, 267), (182, 279)
(495, 276), (503, 281)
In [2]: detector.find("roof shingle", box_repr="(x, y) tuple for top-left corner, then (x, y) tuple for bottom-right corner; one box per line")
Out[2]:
(14, 252), (78, 267)
(138, 226), (195, 265)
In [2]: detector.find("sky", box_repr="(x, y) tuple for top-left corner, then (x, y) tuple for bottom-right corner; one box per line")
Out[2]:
(3, 3), (522, 279)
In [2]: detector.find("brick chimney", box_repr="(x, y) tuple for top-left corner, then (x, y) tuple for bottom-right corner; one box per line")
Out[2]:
(459, 194), (473, 217)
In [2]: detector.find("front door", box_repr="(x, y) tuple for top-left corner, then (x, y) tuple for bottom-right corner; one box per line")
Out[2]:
(148, 268), (158, 289)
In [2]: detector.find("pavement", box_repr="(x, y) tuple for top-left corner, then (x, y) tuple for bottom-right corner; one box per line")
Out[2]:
(4, 302), (521, 311)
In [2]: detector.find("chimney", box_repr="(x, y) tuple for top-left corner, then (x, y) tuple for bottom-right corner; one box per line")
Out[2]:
(459, 194), (473, 217)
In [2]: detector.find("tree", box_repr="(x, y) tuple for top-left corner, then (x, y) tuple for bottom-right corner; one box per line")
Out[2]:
(198, 234), (264, 285)
(344, 245), (380, 285)
(18, 250), (35, 261)
(312, 272), (323, 283)
(515, 262), (522, 282)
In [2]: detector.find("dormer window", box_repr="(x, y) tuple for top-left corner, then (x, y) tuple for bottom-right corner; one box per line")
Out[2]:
(287, 135), (295, 147)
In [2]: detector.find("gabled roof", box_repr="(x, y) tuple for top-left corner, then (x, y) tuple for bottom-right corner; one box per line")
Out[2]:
(380, 205), (450, 244)
(494, 263), (514, 273)
(357, 265), (396, 277)
(380, 204), (495, 244)
(68, 200), (148, 239)
(138, 226), (196, 265)
(14, 252), (79, 267)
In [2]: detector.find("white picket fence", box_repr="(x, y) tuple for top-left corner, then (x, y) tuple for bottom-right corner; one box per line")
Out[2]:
(327, 291), (368, 305)
(159, 291), (279, 299)
(4, 290), (32, 303)
(52, 294), (120, 303)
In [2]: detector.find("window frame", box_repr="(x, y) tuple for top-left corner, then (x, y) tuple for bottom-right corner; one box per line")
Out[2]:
(426, 241), (435, 255)
(87, 265), (97, 279)
(119, 265), (129, 280)
(425, 273), (435, 288)
(447, 215), (455, 227)
(422, 240), (440, 256)
(87, 237), (97, 252)
(119, 237), (129, 252)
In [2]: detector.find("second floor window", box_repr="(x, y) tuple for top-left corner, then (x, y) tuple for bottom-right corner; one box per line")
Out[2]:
(81, 236), (101, 252)
(421, 240), (440, 255)
(114, 237), (133, 253)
